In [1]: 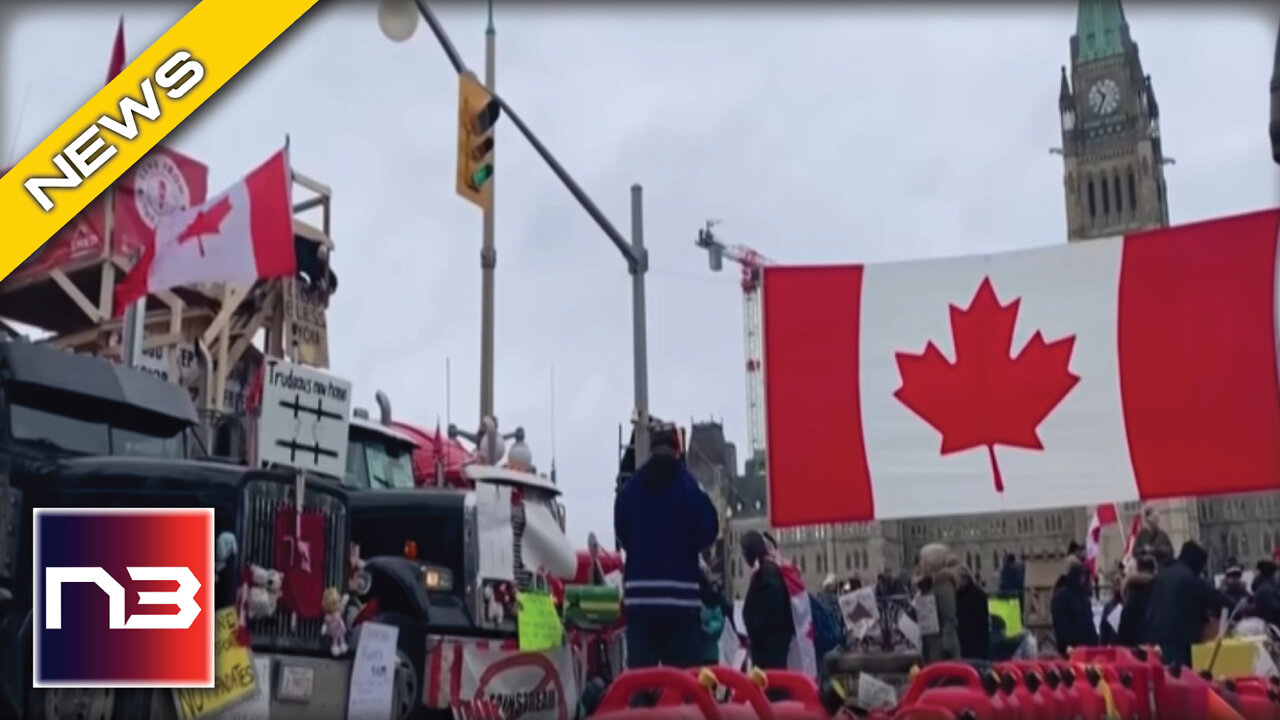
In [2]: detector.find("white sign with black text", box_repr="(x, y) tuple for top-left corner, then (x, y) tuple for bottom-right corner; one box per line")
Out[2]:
(257, 357), (351, 478)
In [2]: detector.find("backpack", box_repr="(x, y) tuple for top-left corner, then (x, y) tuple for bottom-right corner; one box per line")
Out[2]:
(808, 594), (844, 658)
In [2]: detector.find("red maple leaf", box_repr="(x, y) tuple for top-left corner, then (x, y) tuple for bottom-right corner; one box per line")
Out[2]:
(175, 196), (232, 257)
(893, 277), (1080, 493)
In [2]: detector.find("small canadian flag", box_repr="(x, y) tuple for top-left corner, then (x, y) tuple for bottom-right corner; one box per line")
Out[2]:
(115, 148), (296, 312)
(1084, 503), (1119, 577)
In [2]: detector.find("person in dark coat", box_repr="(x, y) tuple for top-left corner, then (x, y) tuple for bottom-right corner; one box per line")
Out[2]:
(1251, 560), (1280, 626)
(1051, 561), (1098, 653)
(1221, 562), (1252, 606)
(1133, 505), (1175, 566)
(1099, 574), (1124, 646)
(1117, 556), (1156, 647)
(1145, 540), (1233, 668)
(614, 426), (719, 668)
(954, 564), (990, 660)
(998, 553), (1025, 604)
(740, 530), (795, 670)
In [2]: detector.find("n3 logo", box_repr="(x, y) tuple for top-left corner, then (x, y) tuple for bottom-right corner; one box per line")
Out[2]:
(33, 508), (216, 688)
(44, 566), (202, 630)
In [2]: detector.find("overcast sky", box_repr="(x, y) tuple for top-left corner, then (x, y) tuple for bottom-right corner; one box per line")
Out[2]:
(3, 2), (1277, 546)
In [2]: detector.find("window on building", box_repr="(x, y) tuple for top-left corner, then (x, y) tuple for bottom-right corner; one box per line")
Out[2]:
(975, 553), (982, 573)
(1102, 178), (1111, 215)
(1114, 174), (1123, 213)
(861, 549), (869, 569)
(799, 555), (806, 573)
(1088, 180), (1097, 218)
(1127, 169), (1137, 211)
(846, 552), (852, 571)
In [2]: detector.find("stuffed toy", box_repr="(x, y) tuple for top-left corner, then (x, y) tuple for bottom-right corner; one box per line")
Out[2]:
(322, 586), (350, 656)
(247, 565), (284, 620)
(215, 532), (238, 577)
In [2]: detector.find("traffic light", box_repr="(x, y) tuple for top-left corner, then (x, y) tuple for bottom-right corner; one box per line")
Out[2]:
(456, 71), (501, 209)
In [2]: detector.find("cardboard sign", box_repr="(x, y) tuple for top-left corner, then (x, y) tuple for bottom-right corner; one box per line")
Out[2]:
(914, 594), (940, 636)
(347, 622), (400, 720)
(173, 608), (257, 720)
(283, 277), (330, 369)
(516, 592), (563, 652)
(428, 637), (579, 720)
(257, 357), (351, 477)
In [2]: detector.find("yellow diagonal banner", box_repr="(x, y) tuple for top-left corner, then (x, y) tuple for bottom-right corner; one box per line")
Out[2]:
(0, 0), (318, 284)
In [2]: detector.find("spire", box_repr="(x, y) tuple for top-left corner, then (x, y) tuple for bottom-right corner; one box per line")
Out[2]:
(486, 0), (494, 34)
(1059, 66), (1072, 111)
(1075, 0), (1127, 64)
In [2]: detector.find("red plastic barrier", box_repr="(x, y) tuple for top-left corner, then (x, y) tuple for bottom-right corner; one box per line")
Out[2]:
(1157, 664), (1214, 720)
(754, 670), (824, 712)
(1222, 678), (1279, 720)
(596, 668), (725, 720)
(992, 666), (1045, 720)
(686, 667), (778, 720)
(1069, 647), (1161, 720)
(898, 662), (1004, 720)
(892, 708), (959, 720)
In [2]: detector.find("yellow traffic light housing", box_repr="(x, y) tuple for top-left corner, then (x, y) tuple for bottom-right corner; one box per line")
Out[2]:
(456, 72), (501, 209)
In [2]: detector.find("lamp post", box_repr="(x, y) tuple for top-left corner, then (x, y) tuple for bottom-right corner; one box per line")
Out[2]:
(377, 0), (653, 466)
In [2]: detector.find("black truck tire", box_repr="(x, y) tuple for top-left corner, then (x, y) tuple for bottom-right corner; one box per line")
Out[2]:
(22, 614), (155, 720)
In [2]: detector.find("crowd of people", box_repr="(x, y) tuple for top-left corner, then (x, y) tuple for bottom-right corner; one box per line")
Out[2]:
(614, 433), (1280, 679)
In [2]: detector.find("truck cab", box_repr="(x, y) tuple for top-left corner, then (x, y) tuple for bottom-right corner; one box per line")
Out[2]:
(344, 410), (419, 491)
(0, 339), (198, 466)
(0, 341), (355, 720)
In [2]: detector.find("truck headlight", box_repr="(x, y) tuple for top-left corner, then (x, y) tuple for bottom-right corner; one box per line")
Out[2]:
(422, 564), (453, 592)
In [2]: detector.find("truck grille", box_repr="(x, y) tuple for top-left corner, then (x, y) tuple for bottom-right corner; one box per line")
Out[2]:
(237, 475), (349, 654)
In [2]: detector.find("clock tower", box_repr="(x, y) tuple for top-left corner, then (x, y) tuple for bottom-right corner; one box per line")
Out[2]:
(1059, 0), (1170, 242)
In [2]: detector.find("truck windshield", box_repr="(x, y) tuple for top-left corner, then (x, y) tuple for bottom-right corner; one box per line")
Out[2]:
(345, 438), (416, 490)
(10, 401), (187, 458)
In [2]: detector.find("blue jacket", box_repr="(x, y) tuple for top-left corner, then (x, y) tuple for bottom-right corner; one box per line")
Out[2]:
(614, 456), (719, 617)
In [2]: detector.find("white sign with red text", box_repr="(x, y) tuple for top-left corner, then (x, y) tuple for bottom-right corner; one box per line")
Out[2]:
(426, 637), (580, 720)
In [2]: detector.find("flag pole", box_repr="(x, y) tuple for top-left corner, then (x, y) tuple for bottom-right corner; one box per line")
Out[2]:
(112, 17), (143, 368)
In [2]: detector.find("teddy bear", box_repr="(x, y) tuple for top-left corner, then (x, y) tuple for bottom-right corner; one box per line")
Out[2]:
(246, 565), (284, 620)
(322, 586), (350, 657)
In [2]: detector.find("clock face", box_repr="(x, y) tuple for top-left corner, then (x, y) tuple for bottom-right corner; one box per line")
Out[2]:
(1088, 78), (1121, 116)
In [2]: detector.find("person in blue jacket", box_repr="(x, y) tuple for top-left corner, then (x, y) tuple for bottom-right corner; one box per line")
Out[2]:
(614, 424), (719, 668)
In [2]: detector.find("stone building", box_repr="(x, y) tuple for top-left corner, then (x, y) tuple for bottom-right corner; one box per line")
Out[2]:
(727, 0), (1280, 594)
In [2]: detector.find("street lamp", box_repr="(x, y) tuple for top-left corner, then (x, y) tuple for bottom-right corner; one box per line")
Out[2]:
(377, 0), (419, 43)
(374, 0), (654, 467)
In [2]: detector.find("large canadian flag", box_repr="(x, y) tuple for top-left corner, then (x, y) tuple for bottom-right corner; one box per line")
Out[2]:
(762, 209), (1280, 526)
(115, 149), (296, 311)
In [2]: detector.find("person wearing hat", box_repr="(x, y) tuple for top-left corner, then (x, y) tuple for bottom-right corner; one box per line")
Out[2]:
(614, 423), (718, 668)
(1221, 560), (1251, 606)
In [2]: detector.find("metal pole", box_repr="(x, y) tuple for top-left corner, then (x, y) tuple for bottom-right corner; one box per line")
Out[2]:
(479, 0), (497, 421)
(409, 0), (637, 269)
(630, 184), (650, 466)
(113, 186), (144, 369)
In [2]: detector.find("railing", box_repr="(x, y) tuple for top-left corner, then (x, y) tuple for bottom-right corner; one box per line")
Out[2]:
(237, 474), (349, 654)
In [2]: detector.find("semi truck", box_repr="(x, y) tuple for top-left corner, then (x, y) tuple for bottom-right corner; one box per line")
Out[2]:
(0, 339), (356, 720)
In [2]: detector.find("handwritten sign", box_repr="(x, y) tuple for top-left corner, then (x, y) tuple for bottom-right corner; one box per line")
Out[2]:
(211, 657), (271, 720)
(516, 591), (563, 652)
(347, 622), (399, 720)
(283, 277), (330, 368)
(173, 608), (258, 720)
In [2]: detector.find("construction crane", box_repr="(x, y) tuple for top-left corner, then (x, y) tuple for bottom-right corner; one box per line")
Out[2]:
(695, 221), (773, 463)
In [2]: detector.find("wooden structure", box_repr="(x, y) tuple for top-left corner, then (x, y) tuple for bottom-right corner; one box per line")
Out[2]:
(0, 167), (336, 418)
